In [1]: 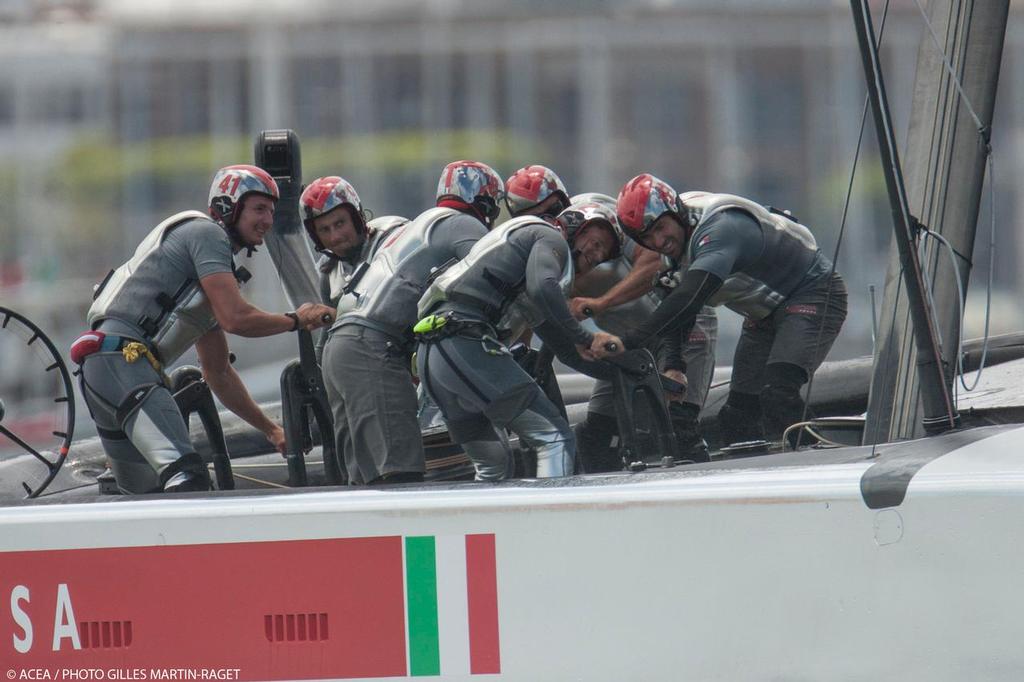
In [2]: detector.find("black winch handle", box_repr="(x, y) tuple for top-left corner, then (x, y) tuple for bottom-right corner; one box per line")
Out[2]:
(604, 341), (619, 353)
(582, 305), (594, 317)
(321, 313), (334, 324)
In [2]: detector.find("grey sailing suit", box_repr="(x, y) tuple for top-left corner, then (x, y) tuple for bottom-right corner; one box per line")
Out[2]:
(315, 216), (408, 354)
(80, 211), (241, 493)
(321, 207), (487, 484)
(628, 192), (847, 395)
(574, 238), (718, 415)
(416, 216), (612, 480)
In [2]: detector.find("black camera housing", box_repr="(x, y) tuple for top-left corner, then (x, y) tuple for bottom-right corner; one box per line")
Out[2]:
(254, 129), (302, 187)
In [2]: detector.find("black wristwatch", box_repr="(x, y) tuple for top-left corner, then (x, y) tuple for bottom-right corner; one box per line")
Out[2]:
(285, 311), (300, 332)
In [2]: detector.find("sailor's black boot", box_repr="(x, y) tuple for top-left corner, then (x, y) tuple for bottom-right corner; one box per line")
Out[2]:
(161, 452), (213, 493)
(717, 391), (765, 446)
(574, 412), (622, 473)
(669, 401), (710, 463)
(163, 471), (212, 493)
(370, 471), (425, 485)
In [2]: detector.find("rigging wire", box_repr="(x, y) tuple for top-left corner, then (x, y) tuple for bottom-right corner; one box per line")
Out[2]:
(911, 0), (987, 133)
(802, 0), (999, 451)
(906, 0), (998, 394)
(795, 0), (892, 449)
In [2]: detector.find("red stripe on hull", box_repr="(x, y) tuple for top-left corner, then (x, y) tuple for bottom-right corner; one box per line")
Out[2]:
(1, 537), (407, 680)
(465, 534), (500, 674)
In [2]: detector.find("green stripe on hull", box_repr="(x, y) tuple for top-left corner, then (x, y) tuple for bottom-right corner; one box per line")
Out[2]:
(405, 536), (441, 676)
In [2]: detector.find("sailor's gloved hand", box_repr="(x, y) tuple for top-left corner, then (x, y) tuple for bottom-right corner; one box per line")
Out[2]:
(265, 423), (287, 455)
(296, 303), (336, 330)
(569, 297), (604, 321)
(661, 368), (688, 403)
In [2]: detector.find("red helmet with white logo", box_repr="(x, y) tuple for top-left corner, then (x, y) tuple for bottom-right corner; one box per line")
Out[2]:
(436, 160), (505, 226)
(208, 164), (280, 229)
(299, 176), (367, 251)
(555, 201), (623, 261)
(615, 173), (682, 242)
(505, 165), (569, 217)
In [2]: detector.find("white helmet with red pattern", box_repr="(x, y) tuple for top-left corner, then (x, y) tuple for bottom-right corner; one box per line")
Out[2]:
(436, 160), (505, 227)
(569, 192), (616, 213)
(505, 165), (569, 217)
(615, 173), (683, 242)
(299, 176), (367, 252)
(556, 201), (623, 261)
(208, 164), (280, 230)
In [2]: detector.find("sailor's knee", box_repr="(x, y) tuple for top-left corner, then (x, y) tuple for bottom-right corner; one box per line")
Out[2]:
(760, 363), (809, 435)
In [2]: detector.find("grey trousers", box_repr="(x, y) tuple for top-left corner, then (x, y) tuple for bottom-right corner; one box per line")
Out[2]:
(80, 351), (193, 493)
(417, 333), (575, 480)
(731, 272), (848, 395)
(322, 325), (425, 484)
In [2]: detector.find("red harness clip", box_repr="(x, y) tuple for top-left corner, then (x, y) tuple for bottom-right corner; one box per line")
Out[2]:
(70, 331), (106, 365)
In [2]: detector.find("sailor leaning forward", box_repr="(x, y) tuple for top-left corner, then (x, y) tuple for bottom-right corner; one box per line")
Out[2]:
(320, 160), (503, 485)
(72, 165), (335, 493)
(415, 202), (624, 481)
(564, 191), (719, 468)
(615, 174), (848, 446)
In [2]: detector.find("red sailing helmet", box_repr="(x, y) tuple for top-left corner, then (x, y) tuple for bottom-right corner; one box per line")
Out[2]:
(555, 201), (623, 261)
(615, 173), (682, 241)
(505, 165), (569, 216)
(208, 164), (280, 228)
(436, 160), (505, 225)
(299, 176), (367, 251)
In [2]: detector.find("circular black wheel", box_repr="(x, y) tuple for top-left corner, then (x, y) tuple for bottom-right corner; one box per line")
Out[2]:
(0, 306), (75, 498)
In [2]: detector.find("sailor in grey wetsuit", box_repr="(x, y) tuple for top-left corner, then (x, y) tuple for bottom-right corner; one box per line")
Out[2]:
(320, 160), (504, 485)
(504, 164), (572, 218)
(73, 165), (335, 493)
(298, 176), (408, 351)
(616, 174), (848, 445)
(414, 202), (624, 480)
(565, 192), (718, 468)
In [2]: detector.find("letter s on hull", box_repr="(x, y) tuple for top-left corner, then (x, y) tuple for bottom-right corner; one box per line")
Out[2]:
(10, 585), (32, 653)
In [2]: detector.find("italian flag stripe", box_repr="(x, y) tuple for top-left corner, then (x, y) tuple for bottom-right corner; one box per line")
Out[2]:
(404, 534), (501, 676)
(436, 535), (471, 675)
(405, 536), (441, 676)
(467, 534), (501, 674)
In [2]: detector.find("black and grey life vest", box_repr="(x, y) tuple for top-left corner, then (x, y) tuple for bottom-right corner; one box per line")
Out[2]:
(333, 206), (464, 338)
(417, 215), (573, 337)
(87, 210), (246, 365)
(660, 191), (824, 320)
(321, 215), (409, 311)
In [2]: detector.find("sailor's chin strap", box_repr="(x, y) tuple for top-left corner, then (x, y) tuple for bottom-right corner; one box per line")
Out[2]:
(223, 222), (257, 257)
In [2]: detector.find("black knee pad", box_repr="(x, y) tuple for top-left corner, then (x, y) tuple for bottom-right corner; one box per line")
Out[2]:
(575, 412), (621, 473)
(760, 363), (809, 437)
(717, 391), (764, 446)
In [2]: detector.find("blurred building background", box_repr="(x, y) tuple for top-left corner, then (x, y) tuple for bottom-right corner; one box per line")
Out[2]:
(0, 0), (1021, 420)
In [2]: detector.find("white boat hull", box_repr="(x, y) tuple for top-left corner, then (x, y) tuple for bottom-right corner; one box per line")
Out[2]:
(2, 425), (1023, 680)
